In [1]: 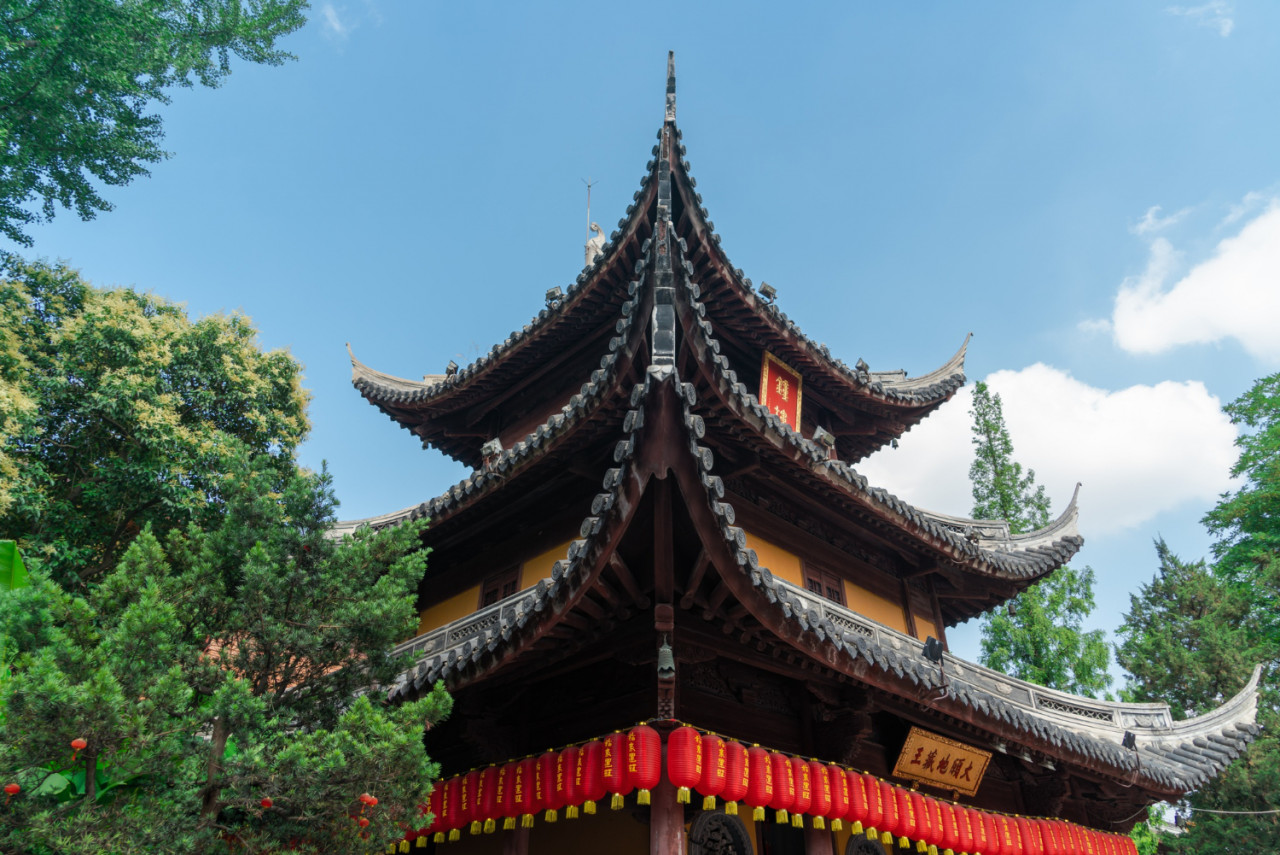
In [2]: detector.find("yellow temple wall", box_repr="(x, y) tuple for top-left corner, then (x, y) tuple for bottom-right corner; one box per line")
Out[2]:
(742, 531), (911, 636)
(415, 538), (578, 637)
(743, 532), (805, 588)
(843, 581), (909, 634)
(914, 612), (939, 642)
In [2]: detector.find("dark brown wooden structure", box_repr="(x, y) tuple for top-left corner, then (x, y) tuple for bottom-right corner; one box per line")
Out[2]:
(342, 55), (1259, 855)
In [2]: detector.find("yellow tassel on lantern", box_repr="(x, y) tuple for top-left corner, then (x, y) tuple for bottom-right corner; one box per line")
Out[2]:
(566, 805), (579, 820)
(677, 787), (691, 804)
(703, 795), (717, 810)
(469, 821), (482, 835)
(483, 818), (496, 833)
(881, 831), (893, 845)
(400, 842), (411, 854)
(584, 800), (597, 815)
(611, 793), (625, 810)
(544, 809), (558, 823)
(416, 838), (426, 849)
(753, 806), (766, 821)
(944, 850), (954, 855)
(448, 829), (460, 842)
(389, 844), (397, 854)
(433, 833), (444, 844)
(814, 817), (825, 830)
(831, 819), (842, 832)
(929, 846), (938, 855)
(851, 821), (863, 835)
(898, 836), (910, 849)
(521, 813), (535, 829)
(793, 814), (805, 829)
(637, 789), (651, 806)
(776, 809), (789, 824)
(918, 840), (929, 852)
(503, 818), (516, 831)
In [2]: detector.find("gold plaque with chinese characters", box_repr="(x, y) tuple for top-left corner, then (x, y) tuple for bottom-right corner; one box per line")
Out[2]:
(759, 352), (802, 432)
(891, 727), (991, 796)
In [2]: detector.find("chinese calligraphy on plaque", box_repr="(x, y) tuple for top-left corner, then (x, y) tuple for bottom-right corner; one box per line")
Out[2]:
(891, 727), (991, 797)
(759, 352), (803, 432)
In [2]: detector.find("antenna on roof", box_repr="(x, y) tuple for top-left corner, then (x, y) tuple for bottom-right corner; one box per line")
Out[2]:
(582, 177), (599, 245)
(582, 177), (605, 266)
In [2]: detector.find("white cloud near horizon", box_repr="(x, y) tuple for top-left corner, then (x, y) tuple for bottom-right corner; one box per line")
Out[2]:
(1088, 199), (1280, 364)
(1166, 1), (1235, 37)
(856, 365), (1236, 538)
(1131, 205), (1190, 236)
(320, 3), (351, 39)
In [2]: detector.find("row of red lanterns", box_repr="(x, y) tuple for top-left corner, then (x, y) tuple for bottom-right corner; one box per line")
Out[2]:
(403, 724), (1136, 855)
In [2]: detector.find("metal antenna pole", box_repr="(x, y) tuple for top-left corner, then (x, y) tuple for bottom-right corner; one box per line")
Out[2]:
(582, 177), (599, 243)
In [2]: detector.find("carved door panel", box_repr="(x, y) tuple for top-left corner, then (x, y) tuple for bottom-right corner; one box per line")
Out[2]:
(689, 812), (754, 855)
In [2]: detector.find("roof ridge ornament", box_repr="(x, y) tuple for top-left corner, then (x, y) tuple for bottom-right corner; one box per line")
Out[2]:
(665, 50), (676, 124)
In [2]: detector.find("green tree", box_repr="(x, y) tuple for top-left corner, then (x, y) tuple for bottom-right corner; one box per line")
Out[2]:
(0, 459), (451, 854)
(0, 0), (307, 245)
(0, 257), (309, 587)
(969, 381), (1112, 696)
(1117, 371), (1280, 853)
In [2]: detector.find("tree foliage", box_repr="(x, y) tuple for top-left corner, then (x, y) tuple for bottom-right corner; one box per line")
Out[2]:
(0, 0), (307, 245)
(0, 257), (309, 587)
(1117, 370), (1280, 853)
(0, 441), (451, 854)
(969, 381), (1112, 696)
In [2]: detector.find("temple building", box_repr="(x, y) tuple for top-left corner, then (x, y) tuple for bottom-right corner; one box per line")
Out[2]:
(340, 55), (1260, 855)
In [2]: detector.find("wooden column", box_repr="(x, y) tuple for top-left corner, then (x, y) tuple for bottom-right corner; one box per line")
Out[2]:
(649, 776), (686, 855)
(502, 827), (529, 855)
(803, 825), (835, 855)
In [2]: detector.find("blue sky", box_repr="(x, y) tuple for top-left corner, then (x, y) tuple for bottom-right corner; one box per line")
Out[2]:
(9, 1), (1280, 672)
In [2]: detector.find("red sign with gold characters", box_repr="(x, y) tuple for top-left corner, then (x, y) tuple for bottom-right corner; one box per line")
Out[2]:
(891, 727), (991, 797)
(759, 352), (803, 432)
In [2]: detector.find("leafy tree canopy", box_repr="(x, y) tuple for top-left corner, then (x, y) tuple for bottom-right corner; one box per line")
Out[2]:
(969, 381), (1111, 697)
(0, 441), (451, 854)
(0, 257), (309, 587)
(0, 0), (307, 245)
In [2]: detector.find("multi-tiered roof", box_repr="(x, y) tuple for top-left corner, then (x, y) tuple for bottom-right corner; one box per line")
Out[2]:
(343, 55), (1258, 830)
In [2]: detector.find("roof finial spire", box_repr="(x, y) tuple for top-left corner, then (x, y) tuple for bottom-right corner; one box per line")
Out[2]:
(665, 51), (676, 123)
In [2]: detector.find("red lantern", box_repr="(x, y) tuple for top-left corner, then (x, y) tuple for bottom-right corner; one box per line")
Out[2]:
(1017, 817), (1043, 855)
(826, 765), (848, 832)
(538, 751), (562, 822)
(879, 781), (900, 846)
(745, 745), (774, 822)
(668, 726), (703, 805)
(789, 757), (812, 828)
(603, 731), (632, 809)
(628, 725), (661, 806)
(938, 802), (959, 855)
(516, 757), (539, 828)
(577, 740), (607, 815)
(478, 766), (499, 833)
(698, 734), (728, 811)
(260, 797), (273, 809)
(981, 812), (1004, 855)
(2, 782), (17, 805)
(956, 806), (976, 855)
(997, 815), (1020, 855)
(424, 783), (443, 841)
(846, 771), (869, 834)
(1118, 832), (1138, 855)
(558, 746), (580, 819)
(497, 762), (517, 831)
(70, 737), (87, 762)
(768, 751), (795, 824)
(461, 770), (481, 834)
(444, 776), (463, 842)
(358, 816), (370, 828)
(924, 798), (945, 853)
(721, 740), (749, 816)
(808, 761), (832, 831)
(895, 787), (918, 849)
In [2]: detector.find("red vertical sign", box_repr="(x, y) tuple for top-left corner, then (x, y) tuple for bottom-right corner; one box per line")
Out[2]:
(759, 352), (803, 432)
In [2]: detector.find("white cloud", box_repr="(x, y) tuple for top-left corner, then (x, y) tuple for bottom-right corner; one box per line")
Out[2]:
(1102, 200), (1280, 363)
(1166, 1), (1235, 37)
(1131, 205), (1190, 236)
(1223, 191), (1266, 226)
(320, 3), (351, 39)
(857, 365), (1236, 538)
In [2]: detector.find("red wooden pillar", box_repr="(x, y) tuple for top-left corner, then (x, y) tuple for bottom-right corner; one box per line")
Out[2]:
(649, 777), (686, 855)
(502, 826), (529, 855)
(804, 825), (835, 855)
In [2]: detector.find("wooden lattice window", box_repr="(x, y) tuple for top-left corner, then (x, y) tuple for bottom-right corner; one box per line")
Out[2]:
(479, 567), (519, 608)
(804, 565), (846, 607)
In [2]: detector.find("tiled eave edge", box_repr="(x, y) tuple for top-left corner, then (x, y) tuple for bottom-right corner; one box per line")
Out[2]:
(330, 276), (648, 541)
(667, 124), (967, 410)
(673, 242), (1082, 584)
(382, 376), (661, 700)
(348, 152), (660, 413)
(667, 380), (1259, 796)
